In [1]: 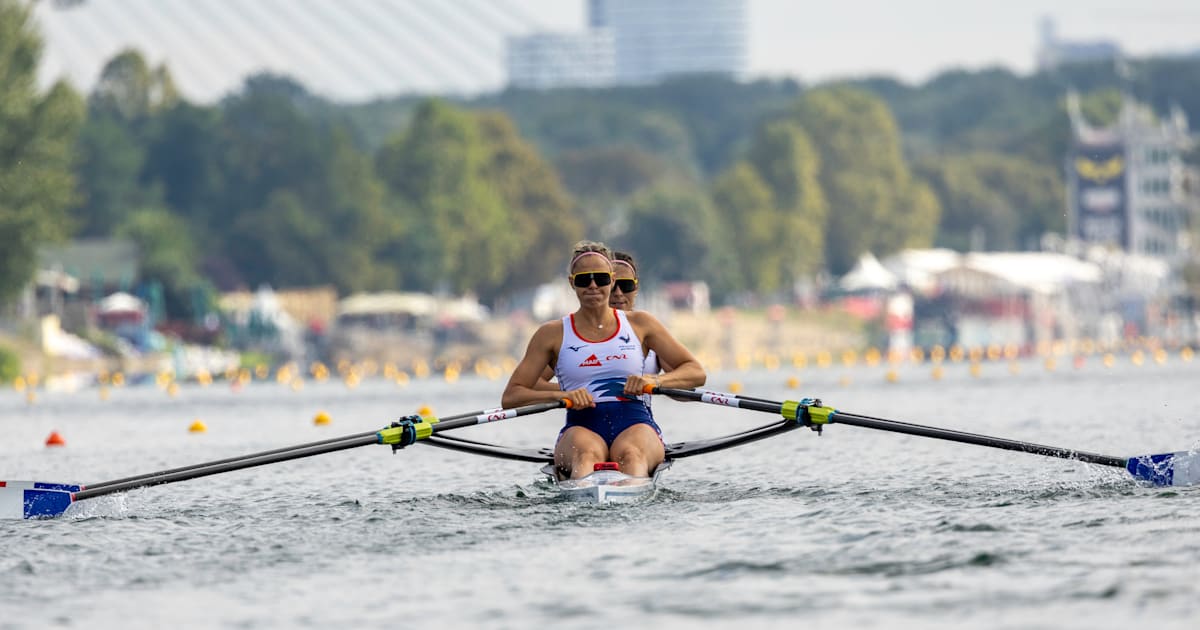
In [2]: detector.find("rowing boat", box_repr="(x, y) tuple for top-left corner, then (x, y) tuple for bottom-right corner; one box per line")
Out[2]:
(5, 387), (1199, 520)
(542, 461), (670, 503)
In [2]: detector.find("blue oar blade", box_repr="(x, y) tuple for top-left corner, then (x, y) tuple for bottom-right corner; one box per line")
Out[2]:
(0, 481), (80, 519)
(1126, 452), (1200, 487)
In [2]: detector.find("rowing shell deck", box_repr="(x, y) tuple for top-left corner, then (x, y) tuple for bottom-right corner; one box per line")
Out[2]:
(541, 462), (670, 504)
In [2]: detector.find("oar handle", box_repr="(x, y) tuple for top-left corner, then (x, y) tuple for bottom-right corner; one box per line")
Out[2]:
(646, 386), (803, 417)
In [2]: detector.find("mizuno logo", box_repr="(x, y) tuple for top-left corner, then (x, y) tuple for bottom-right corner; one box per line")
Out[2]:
(619, 334), (630, 343)
(578, 354), (602, 367)
(567, 344), (586, 352)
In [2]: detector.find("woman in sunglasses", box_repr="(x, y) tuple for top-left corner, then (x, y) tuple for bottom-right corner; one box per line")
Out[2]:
(502, 241), (706, 480)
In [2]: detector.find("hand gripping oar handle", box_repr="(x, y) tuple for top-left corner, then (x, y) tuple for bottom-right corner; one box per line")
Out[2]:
(85, 402), (564, 493)
(73, 400), (570, 502)
(647, 387), (1197, 486)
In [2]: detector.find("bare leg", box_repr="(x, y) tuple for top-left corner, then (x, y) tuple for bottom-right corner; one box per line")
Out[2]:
(609, 424), (665, 478)
(554, 426), (609, 480)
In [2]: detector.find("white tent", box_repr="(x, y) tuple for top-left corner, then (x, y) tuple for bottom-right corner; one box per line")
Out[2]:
(839, 252), (898, 292)
(98, 291), (146, 314)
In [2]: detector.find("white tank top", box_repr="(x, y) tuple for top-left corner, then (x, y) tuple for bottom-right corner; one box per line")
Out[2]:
(556, 309), (647, 403)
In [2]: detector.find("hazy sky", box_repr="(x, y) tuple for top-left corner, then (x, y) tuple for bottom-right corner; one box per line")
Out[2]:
(530, 0), (1200, 83)
(31, 0), (1200, 102)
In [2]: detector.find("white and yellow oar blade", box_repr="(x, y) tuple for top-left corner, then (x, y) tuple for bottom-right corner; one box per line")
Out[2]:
(0, 481), (79, 519)
(1126, 451), (1200, 487)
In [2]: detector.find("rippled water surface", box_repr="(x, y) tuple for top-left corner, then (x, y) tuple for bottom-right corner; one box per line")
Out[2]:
(3, 359), (1199, 629)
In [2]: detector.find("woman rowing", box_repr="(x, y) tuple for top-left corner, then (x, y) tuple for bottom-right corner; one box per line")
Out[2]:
(533, 250), (671, 398)
(501, 241), (706, 480)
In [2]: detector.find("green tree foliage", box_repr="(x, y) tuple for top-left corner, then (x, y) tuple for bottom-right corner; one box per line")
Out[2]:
(0, 1), (84, 303)
(376, 99), (522, 296)
(916, 152), (1063, 251)
(710, 162), (777, 292)
(214, 77), (398, 293)
(88, 49), (179, 121)
(0, 344), (19, 383)
(791, 86), (938, 273)
(616, 187), (729, 284)
(142, 102), (225, 223)
(555, 145), (683, 238)
(476, 111), (583, 292)
(744, 119), (826, 281)
(72, 49), (180, 238)
(73, 114), (156, 237)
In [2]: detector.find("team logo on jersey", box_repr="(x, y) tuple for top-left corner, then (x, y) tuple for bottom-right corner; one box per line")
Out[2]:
(619, 334), (630, 343)
(592, 376), (634, 402)
(567, 344), (587, 352)
(578, 354), (602, 367)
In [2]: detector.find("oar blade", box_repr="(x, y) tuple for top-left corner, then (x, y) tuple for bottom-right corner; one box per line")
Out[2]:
(0, 481), (79, 519)
(1125, 452), (1200, 487)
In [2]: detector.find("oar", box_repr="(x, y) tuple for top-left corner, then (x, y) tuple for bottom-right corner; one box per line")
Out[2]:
(84, 404), (533, 493)
(1, 400), (568, 520)
(650, 387), (1199, 487)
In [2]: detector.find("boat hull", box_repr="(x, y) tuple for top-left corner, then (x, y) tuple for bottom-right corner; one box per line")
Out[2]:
(541, 462), (669, 504)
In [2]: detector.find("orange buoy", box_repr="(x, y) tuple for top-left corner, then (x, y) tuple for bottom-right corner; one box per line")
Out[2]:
(45, 431), (66, 447)
(188, 419), (208, 433)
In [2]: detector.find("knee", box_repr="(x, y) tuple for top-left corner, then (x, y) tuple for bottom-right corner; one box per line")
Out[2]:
(560, 431), (607, 461)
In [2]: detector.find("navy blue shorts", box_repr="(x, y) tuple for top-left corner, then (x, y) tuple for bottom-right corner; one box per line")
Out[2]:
(559, 401), (662, 446)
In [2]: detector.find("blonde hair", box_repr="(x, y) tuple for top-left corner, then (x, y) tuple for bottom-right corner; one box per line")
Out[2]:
(567, 240), (614, 274)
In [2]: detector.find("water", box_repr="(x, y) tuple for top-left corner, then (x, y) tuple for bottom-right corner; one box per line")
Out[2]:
(2, 358), (1199, 629)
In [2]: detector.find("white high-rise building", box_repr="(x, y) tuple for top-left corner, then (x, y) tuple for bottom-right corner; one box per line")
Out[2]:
(590, 0), (748, 85)
(507, 31), (616, 89)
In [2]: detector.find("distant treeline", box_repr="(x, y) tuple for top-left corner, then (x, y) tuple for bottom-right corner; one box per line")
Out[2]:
(4, 1), (1200, 318)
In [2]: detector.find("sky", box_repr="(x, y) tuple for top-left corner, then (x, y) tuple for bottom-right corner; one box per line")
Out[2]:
(532, 0), (1200, 83)
(30, 0), (1200, 103)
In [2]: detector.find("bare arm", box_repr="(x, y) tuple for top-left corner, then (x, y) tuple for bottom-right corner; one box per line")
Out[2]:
(502, 322), (594, 409)
(532, 365), (560, 391)
(623, 312), (705, 395)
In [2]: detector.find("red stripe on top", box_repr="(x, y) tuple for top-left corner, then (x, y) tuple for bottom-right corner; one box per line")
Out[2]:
(569, 309), (621, 343)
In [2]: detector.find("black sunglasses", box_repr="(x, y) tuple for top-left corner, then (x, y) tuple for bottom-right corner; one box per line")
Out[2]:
(613, 278), (638, 293)
(570, 271), (613, 288)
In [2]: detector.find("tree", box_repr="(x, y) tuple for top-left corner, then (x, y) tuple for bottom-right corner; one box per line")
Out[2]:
(616, 187), (728, 284)
(745, 119), (827, 279)
(88, 49), (179, 121)
(72, 114), (156, 237)
(915, 152), (1062, 251)
(376, 99), (522, 296)
(0, 1), (84, 303)
(476, 111), (583, 293)
(710, 162), (775, 292)
(792, 86), (937, 273)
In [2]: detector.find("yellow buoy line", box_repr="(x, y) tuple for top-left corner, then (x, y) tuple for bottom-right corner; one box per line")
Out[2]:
(4, 339), (1198, 401)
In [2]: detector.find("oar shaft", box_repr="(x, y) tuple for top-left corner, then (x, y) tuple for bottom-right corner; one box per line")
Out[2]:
(84, 404), (548, 492)
(654, 387), (1128, 469)
(77, 401), (568, 501)
(830, 411), (1127, 468)
(75, 434), (377, 500)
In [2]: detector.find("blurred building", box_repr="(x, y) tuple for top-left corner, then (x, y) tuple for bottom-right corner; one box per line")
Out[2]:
(1066, 92), (1196, 261)
(589, 0), (748, 85)
(1036, 17), (1121, 71)
(507, 30), (615, 89)
(506, 0), (748, 89)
